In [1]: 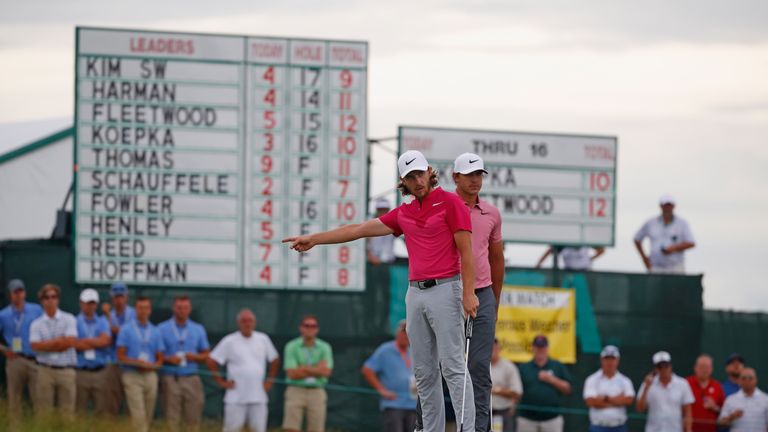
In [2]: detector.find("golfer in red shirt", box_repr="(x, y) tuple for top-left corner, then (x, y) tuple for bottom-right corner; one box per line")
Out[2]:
(284, 150), (479, 432)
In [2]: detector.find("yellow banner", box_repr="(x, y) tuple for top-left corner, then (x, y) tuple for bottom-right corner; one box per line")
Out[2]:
(495, 285), (576, 364)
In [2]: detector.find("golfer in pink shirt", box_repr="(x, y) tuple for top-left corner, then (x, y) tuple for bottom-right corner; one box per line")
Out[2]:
(284, 150), (479, 432)
(453, 152), (504, 432)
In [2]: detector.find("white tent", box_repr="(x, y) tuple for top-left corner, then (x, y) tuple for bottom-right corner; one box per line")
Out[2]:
(0, 127), (74, 240)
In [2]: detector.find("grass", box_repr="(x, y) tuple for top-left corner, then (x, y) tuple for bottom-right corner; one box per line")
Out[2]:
(0, 401), (349, 431)
(0, 408), (222, 432)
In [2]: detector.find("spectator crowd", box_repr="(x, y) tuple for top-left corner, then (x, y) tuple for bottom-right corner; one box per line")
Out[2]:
(3, 276), (766, 432)
(0, 279), (333, 432)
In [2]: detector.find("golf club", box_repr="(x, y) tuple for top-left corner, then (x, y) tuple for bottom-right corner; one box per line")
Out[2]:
(459, 316), (474, 432)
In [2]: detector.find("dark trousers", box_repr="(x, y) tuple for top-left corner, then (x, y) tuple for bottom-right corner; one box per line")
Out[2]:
(383, 408), (418, 432)
(416, 287), (497, 431)
(469, 287), (496, 432)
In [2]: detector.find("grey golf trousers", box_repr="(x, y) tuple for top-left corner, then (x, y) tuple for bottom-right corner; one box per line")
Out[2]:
(406, 278), (475, 432)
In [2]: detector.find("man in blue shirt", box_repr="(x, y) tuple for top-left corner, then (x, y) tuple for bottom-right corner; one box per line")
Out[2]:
(0, 278), (43, 424)
(102, 281), (136, 417)
(719, 352), (745, 432)
(116, 296), (165, 432)
(159, 295), (211, 432)
(722, 353), (744, 398)
(362, 320), (417, 432)
(74, 288), (112, 414)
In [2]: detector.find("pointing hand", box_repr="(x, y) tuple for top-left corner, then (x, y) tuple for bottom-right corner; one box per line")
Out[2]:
(282, 235), (316, 252)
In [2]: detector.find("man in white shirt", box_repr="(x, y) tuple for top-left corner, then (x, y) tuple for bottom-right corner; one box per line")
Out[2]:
(718, 368), (768, 431)
(207, 308), (280, 432)
(583, 345), (635, 432)
(490, 339), (522, 432)
(634, 194), (696, 274)
(29, 283), (78, 416)
(636, 351), (695, 432)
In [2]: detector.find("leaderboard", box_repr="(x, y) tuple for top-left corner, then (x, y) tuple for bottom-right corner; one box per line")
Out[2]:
(74, 27), (367, 290)
(399, 126), (617, 246)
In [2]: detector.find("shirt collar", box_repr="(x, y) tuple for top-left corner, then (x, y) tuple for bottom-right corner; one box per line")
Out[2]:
(455, 189), (486, 212)
(474, 198), (489, 213)
(657, 215), (676, 225)
(411, 186), (444, 208)
(44, 309), (62, 321)
(740, 389), (760, 398)
(78, 312), (97, 323)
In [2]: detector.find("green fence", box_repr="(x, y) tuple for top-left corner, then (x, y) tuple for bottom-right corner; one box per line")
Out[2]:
(1, 238), (763, 431)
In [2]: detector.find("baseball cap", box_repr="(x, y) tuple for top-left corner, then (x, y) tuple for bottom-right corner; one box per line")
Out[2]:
(110, 282), (128, 296)
(652, 351), (672, 365)
(397, 150), (429, 178)
(453, 153), (488, 175)
(600, 345), (621, 358)
(726, 352), (745, 365)
(375, 197), (391, 210)
(79, 288), (100, 303)
(532, 334), (549, 348)
(7, 279), (25, 292)
(659, 193), (676, 205)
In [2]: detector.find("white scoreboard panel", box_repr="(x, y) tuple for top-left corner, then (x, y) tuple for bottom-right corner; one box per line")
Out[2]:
(74, 27), (367, 290)
(399, 126), (616, 246)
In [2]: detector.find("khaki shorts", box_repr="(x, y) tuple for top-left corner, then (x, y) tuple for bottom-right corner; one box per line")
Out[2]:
(282, 386), (327, 432)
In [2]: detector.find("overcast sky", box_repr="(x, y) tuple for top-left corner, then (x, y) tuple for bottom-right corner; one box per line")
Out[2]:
(1, 0), (767, 310)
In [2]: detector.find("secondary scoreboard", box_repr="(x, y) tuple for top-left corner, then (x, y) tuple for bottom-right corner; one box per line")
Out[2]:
(74, 27), (368, 290)
(399, 126), (617, 246)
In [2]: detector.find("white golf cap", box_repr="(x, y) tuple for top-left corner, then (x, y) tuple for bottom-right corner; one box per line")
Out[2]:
(659, 193), (676, 205)
(652, 351), (672, 365)
(79, 288), (100, 303)
(600, 345), (620, 358)
(453, 153), (488, 175)
(397, 150), (429, 178)
(374, 197), (391, 209)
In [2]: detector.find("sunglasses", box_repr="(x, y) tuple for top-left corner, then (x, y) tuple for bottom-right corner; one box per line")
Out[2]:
(42, 295), (59, 300)
(302, 323), (318, 328)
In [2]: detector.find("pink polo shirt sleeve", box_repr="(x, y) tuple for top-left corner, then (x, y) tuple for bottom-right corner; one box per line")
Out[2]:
(379, 207), (403, 236)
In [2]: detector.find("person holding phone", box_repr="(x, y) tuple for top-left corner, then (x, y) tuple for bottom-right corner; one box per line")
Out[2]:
(636, 351), (694, 432)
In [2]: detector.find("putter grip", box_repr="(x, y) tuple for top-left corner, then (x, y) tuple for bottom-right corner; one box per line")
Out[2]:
(465, 317), (474, 339)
